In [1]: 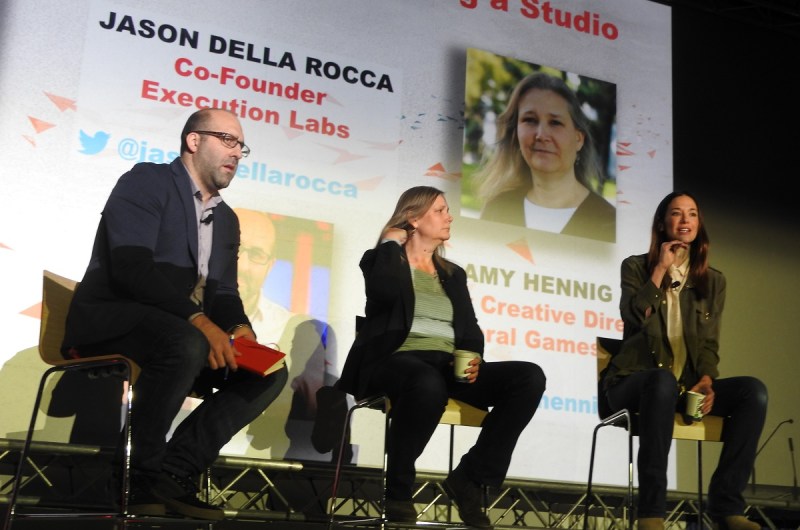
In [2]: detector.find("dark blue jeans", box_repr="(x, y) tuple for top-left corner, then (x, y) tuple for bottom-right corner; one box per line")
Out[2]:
(367, 350), (546, 500)
(79, 308), (287, 481)
(606, 369), (767, 519)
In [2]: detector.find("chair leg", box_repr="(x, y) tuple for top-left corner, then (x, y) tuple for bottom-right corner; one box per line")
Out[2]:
(328, 394), (387, 525)
(2, 366), (57, 530)
(585, 409), (634, 530)
(626, 419), (634, 530)
(584, 423), (602, 530)
(448, 424), (455, 473)
(2, 359), (136, 530)
(120, 363), (134, 516)
(380, 403), (390, 520)
(447, 424), (455, 522)
(697, 441), (704, 530)
(329, 405), (357, 524)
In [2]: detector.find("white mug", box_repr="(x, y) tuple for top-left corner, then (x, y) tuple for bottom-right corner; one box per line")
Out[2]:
(452, 350), (479, 382)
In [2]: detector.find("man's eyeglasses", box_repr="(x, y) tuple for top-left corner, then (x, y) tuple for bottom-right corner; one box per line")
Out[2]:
(193, 130), (251, 157)
(239, 246), (271, 265)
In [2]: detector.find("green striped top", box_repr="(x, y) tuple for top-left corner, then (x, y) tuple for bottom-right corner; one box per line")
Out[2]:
(396, 267), (455, 353)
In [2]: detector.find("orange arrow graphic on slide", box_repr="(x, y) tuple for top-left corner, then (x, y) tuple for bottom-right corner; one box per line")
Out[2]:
(28, 116), (55, 134)
(508, 238), (534, 264)
(21, 301), (42, 319)
(44, 92), (77, 112)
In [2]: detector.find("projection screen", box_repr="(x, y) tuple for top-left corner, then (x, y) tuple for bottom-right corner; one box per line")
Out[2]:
(0, 0), (673, 487)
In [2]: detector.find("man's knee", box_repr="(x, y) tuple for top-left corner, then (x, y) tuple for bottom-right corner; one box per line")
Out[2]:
(251, 366), (289, 407)
(168, 326), (210, 373)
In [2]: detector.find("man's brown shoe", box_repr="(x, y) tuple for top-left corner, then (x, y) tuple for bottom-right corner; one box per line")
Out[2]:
(713, 515), (761, 530)
(638, 517), (665, 530)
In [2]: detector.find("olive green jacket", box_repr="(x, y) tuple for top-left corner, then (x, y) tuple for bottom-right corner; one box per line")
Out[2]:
(603, 253), (724, 392)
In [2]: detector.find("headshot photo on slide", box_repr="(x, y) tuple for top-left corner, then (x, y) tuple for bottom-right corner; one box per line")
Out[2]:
(460, 48), (618, 243)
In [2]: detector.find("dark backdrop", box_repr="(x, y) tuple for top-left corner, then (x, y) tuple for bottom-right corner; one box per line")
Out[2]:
(671, 5), (799, 226)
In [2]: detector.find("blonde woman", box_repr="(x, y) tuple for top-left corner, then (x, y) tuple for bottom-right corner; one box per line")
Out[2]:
(475, 72), (615, 242)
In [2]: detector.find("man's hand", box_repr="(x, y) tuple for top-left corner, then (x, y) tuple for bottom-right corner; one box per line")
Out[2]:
(190, 314), (239, 371)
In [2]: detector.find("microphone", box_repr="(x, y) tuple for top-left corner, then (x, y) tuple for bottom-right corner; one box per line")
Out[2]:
(757, 418), (793, 457)
(752, 418), (794, 492)
(790, 437), (798, 500)
(200, 213), (214, 225)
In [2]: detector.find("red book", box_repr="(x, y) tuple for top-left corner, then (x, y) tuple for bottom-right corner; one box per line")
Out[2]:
(232, 336), (286, 376)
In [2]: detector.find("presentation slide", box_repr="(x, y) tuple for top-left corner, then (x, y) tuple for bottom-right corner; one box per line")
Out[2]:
(0, 0), (673, 487)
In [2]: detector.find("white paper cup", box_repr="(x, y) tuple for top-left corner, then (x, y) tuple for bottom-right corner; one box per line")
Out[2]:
(685, 391), (705, 420)
(453, 350), (479, 382)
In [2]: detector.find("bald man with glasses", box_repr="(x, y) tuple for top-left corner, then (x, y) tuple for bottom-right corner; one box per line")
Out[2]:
(63, 108), (287, 521)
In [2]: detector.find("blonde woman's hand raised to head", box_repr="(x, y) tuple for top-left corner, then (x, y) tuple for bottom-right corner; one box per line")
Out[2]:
(382, 227), (408, 245)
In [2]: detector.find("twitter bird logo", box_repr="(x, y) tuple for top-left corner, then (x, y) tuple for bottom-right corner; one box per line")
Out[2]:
(79, 130), (110, 155)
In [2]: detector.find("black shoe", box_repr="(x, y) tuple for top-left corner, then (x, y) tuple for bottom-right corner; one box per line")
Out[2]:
(385, 498), (417, 523)
(126, 484), (166, 516)
(114, 474), (166, 516)
(443, 467), (492, 529)
(152, 471), (224, 521)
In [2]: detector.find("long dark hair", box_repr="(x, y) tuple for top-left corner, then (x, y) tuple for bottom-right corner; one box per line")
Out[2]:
(646, 190), (711, 297)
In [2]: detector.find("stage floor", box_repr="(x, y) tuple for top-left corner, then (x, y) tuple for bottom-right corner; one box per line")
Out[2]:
(3, 438), (799, 530)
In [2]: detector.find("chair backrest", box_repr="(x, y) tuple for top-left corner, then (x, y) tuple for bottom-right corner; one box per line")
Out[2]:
(39, 270), (141, 383)
(40, 270), (79, 366)
(596, 337), (621, 419)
